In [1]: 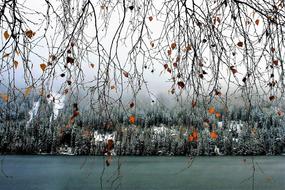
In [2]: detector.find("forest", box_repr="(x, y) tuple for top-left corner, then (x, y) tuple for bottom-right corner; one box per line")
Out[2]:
(0, 94), (284, 156)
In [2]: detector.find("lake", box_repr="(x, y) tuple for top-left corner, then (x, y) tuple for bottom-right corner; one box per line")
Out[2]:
(0, 155), (284, 190)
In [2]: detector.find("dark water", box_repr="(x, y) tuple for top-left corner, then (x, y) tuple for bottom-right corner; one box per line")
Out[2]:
(0, 155), (284, 190)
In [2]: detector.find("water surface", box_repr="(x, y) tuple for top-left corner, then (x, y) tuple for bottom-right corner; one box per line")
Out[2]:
(0, 155), (284, 190)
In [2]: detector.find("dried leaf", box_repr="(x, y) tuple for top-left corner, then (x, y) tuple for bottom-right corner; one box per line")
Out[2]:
(230, 66), (238, 74)
(130, 102), (134, 108)
(129, 5), (134, 10)
(107, 139), (114, 151)
(123, 71), (129, 78)
(111, 85), (116, 90)
(185, 45), (192, 51)
(163, 64), (168, 69)
(277, 110), (284, 116)
(210, 131), (218, 140)
(208, 107), (215, 114)
(25, 30), (35, 39)
(215, 112), (221, 118)
(167, 68), (172, 73)
(66, 56), (74, 64)
(272, 60), (278, 65)
(0, 93), (9, 102)
(13, 60), (19, 68)
(237, 41), (243, 47)
(192, 130), (198, 141)
(64, 89), (69, 94)
(129, 115), (135, 124)
(3, 53), (9, 58)
(167, 49), (172, 56)
(177, 81), (185, 88)
(24, 86), (32, 97)
(4, 31), (9, 40)
(90, 63), (95, 68)
(192, 100), (197, 108)
(255, 19), (260, 25)
(171, 42), (177, 49)
(149, 16), (153, 21)
(188, 135), (194, 142)
(40, 63), (47, 72)
(269, 95), (276, 101)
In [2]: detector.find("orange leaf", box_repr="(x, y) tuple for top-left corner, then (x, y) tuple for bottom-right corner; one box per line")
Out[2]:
(188, 135), (194, 142)
(40, 63), (47, 72)
(0, 93), (9, 102)
(192, 130), (198, 141)
(4, 31), (9, 40)
(210, 131), (218, 140)
(215, 112), (221, 118)
(129, 115), (135, 124)
(208, 107), (215, 114)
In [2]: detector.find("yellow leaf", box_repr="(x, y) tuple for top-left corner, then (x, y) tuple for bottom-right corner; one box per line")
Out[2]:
(0, 93), (9, 102)
(24, 86), (32, 97)
(13, 60), (19, 68)
(40, 63), (47, 72)
(4, 31), (10, 40)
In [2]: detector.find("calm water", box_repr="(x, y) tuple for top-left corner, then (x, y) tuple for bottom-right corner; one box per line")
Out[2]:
(0, 155), (284, 190)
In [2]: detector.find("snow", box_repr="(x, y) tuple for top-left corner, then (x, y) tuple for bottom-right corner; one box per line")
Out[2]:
(47, 92), (65, 122)
(26, 99), (40, 127)
(93, 131), (116, 143)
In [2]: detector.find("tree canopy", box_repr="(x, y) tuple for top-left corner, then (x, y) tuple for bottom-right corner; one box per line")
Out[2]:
(1, 0), (285, 121)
